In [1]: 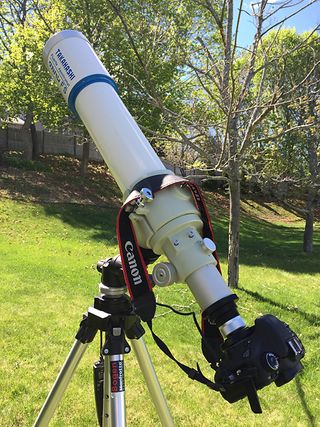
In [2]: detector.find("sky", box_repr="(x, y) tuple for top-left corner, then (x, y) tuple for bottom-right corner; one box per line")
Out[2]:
(235, 0), (320, 47)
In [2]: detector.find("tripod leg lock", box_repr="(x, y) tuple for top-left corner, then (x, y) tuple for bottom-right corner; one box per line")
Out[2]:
(76, 307), (112, 344)
(76, 316), (98, 344)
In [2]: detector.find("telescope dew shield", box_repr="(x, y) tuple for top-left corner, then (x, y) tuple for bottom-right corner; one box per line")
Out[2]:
(43, 30), (169, 194)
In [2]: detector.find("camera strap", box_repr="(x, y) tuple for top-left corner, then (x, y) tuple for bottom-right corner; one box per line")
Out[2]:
(146, 316), (224, 392)
(116, 174), (221, 322)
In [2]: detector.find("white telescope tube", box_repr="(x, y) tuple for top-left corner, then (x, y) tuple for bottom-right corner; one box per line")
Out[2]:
(43, 30), (170, 194)
(43, 31), (245, 328)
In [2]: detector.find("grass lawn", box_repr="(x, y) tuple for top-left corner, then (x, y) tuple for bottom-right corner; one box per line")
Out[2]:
(0, 188), (319, 426)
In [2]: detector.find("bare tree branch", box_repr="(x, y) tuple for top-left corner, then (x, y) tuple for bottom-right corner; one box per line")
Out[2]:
(261, 0), (318, 37)
(236, 0), (267, 110)
(184, 60), (222, 97)
(106, 0), (147, 73)
(33, 0), (54, 34)
(251, 122), (317, 145)
(201, 0), (226, 46)
(196, 36), (223, 89)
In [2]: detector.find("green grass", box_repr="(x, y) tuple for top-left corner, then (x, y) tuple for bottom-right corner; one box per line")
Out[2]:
(0, 198), (319, 427)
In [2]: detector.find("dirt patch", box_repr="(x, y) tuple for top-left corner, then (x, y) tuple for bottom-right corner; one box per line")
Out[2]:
(1, 153), (318, 224)
(0, 154), (122, 207)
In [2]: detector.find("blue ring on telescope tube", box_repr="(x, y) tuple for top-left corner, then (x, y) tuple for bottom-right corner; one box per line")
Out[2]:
(68, 74), (118, 116)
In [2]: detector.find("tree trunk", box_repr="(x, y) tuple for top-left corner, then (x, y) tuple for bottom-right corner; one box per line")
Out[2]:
(23, 112), (39, 160)
(303, 128), (318, 254)
(30, 122), (40, 160)
(227, 121), (241, 288)
(228, 167), (241, 288)
(303, 185), (316, 254)
(303, 206), (314, 254)
(80, 141), (90, 176)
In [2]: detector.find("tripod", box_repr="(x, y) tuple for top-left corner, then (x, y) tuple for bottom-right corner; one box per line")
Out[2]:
(33, 257), (174, 427)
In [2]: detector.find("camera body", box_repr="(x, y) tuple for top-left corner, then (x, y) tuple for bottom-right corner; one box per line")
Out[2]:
(213, 314), (304, 412)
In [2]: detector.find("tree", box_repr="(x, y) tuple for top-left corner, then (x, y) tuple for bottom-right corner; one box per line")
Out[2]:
(1, 0), (190, 166)
(245, 29), (320, 253)
(48, 0), (202, 172)
(0, 1), (70, 158)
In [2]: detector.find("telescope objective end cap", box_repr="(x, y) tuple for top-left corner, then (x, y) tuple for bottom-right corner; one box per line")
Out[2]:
(43, 29), (89, 63)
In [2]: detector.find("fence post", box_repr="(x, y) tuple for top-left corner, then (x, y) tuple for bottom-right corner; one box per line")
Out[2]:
(41, 130), (44, 154)
(22, 130), (33, 160)
(80, 141), (90, 176)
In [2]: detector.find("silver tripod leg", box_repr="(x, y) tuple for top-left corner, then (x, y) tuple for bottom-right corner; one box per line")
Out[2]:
(131, 338), (174, 427)
(103, 354), (111, 427)
(103, 354), (126, 427)
(33, 336), (174, 427)
(33, 340), (89, 427)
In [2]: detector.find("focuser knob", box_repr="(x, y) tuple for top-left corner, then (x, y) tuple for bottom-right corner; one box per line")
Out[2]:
(152, 262), (177, 287)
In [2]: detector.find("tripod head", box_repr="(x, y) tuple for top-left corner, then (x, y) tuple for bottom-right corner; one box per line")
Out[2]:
(97, 256), (126, 290)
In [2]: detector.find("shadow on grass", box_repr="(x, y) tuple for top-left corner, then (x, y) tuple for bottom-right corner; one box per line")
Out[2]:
(295, 376), (317, 427)
(238, 287), (320, 327)
(39, 201), (320, 275)
(0, 153), (122, 208)
(204, 211), (320, 275)
(239, 286), (318, 425)
(43, 203), (119, 244)
(305, 329), (320, 341)
(238, 214), (319, 274)
(6, 168), (311, 277)
(2, 156), (318, 274)
(242, 198), (281, 216)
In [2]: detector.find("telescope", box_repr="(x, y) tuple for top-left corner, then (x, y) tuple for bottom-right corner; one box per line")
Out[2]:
(35, 30), (305, 425)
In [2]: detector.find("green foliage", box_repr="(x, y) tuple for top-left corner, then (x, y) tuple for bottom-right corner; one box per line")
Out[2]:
(245, 29), (320, 199)
(0, 1), (71, 128)
(0, 0), (223, 158)
(2, 151), (52, 171)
